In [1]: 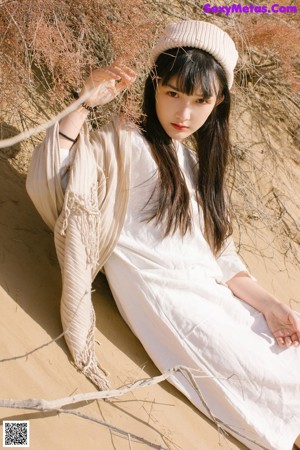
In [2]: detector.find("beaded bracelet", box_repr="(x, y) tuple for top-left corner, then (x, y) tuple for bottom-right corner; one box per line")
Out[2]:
(81, 102), (95, 113)
(71, 90), (96, 113)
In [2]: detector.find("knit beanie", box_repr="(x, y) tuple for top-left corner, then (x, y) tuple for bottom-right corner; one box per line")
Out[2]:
(151, 20), (238, 89)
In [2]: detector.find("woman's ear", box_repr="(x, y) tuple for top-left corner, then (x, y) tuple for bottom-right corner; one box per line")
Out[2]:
(216, 95), (225, 106)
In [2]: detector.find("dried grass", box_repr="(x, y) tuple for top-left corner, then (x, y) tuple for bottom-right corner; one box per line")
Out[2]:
(236, 13), (300, 91)
(0, 0), (159, 123)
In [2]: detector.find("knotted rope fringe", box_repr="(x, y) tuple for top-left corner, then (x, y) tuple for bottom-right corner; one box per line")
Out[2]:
(58, 182), (109, 390)
(73, 309), (110, 391)
(61, 183), (101, 269)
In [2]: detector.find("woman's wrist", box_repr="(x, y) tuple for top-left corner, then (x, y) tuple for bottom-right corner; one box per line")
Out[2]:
(58, 100), (90, 148)
(259, 295), (280, 316)
(73, 90), (98, 112)
(76, 102), (91, 117)
(79, 101), (97, 113)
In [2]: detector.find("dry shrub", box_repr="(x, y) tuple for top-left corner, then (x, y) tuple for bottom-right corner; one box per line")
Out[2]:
(235, 12), (300, 91)
(0, 0), (158, 120)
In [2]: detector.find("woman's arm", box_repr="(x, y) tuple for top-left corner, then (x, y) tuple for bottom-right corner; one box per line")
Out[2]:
(227, 273), (300, 348)
(227, 272), (277, 313)
(59, 65), (136, 149)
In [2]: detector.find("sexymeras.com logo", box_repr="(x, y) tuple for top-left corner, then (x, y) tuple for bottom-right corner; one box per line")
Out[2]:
(203, 3), (298, 15)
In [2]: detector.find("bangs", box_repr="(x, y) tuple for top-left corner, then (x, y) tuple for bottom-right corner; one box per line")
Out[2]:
(156, 47), (222, 99)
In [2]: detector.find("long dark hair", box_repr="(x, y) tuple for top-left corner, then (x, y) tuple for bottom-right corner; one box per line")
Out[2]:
(141, 47), (232, 254)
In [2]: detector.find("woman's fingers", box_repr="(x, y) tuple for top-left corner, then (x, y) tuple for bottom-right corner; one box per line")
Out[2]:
(114, 71), (136, 93)
(80, 64), (136, 107)
(87, 68), (121, 88)
(110, 65), (137, 90)
(276, 332), (300, 347)
(276, 336), (289, 347)
(116, 64), (137, 80)
(291, 333), (300, 345)
(89, 65), (136, 85)
(269, 307), (300, 348)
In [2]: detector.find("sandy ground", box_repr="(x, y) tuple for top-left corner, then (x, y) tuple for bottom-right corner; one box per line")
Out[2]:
(0, 145), (299, 450)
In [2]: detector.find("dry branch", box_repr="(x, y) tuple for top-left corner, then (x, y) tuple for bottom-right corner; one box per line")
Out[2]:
(0, 366), (207, 411)
(0, 364), (270, 450)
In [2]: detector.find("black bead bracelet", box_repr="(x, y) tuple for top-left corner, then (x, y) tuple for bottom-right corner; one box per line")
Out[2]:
(71, 90), (96, 113)
(81, 102), (95, 113)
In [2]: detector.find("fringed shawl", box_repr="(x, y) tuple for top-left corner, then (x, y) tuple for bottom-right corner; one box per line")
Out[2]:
(26, 117), (132, 389)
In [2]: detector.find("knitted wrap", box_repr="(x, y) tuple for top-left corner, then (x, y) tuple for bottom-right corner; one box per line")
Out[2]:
(26, 118), (132, 389)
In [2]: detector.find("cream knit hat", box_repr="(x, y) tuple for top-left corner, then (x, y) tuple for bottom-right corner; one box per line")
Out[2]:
(151, 20), (238, 89)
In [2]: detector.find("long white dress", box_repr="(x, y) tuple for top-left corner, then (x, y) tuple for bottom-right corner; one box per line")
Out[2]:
(59, 129), (300, 450)
(101, 130), (300, 450)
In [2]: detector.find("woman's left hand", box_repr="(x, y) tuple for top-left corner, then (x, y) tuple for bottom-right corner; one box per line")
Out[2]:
(263, 302), (300, 347)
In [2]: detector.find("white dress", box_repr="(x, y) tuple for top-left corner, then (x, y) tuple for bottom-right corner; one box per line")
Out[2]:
(101, 130), (300, 450)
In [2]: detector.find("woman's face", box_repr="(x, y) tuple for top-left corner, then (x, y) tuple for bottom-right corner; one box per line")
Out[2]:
(155, 75), (219, 141)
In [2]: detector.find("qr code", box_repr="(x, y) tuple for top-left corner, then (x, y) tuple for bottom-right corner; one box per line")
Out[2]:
(3, 421), (30, 448)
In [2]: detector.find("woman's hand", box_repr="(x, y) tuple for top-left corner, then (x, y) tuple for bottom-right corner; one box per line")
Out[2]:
(79, 64), (136, 108)
(58, 64), (136, 149)
(263, 302), (300, 348)
(227, 274), (300, 348)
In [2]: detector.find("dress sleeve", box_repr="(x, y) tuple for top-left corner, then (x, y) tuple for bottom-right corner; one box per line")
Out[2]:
(216, 236), (253, 283)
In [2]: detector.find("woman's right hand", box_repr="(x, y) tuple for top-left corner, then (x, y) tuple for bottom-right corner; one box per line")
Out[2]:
(58, 64), (135, 149)
(79, 64), (136, 108)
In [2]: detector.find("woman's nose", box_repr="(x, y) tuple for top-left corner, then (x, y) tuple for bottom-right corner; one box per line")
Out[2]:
(175, 102), (191, 121)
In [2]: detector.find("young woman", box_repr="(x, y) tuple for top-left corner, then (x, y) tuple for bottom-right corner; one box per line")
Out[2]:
(26, 21), (300, 450)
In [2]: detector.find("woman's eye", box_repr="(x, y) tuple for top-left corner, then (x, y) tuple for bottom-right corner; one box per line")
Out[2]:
(166, 91), (178, 98)
(196, 98), (206, 104)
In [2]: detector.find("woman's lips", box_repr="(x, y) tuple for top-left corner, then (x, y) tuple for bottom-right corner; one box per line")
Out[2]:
(171, 123), (189, 131)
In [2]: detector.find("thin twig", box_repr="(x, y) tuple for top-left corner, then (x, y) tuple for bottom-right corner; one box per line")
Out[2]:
(57, 409), (166, 449)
